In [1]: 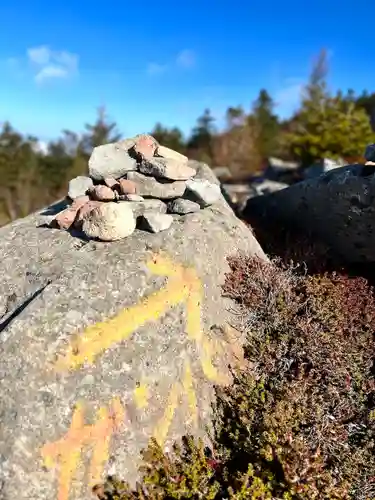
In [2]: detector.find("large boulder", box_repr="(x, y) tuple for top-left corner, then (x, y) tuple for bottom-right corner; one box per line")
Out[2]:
(242, 162), (375, 264)
(0, 163), (266, 500)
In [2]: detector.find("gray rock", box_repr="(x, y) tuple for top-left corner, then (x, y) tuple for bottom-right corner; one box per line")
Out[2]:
(127, 171), (186, 199)
(119, 199), (167, 218)
(243, 163), (375, 264)
(82, 202), (136, 241)
(68, 176), (94, 200)
(139, 157), (195, 181)
(364, 144), (375, 162)
(0, 162), (266, 500)
(141, 212), (174, 233)
(156, 145), (188, 163)
(185, 178), (221, 207)
(168, 198), (201, 214)
(88, 143), (137, 181)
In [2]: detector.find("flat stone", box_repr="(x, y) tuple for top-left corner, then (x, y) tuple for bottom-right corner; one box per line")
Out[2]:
(119, 179), (137, 195)
(364, 144), (375, 162)
(185, 179), (221, 207)
(82, 202), (136, 241)
(127, 171), (186, 199)
(88, 185), (116, 201)
(117, 194), (145, 202)
(88, 143), (137, 181)
(139, 157), (196, 181)
(119, 199), (167, 218)
(168, 198), (201, 214)
(68, 176), (94, 200)
(141, 212), (173, 233)
(156, 145), (188, 163)
(0, 162), (266, 500)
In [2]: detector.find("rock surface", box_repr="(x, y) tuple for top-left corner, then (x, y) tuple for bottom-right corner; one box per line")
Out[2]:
(68, 176), (94, 200)
(364, 143), (375, 162)
(242, 162), (375, 263)
(168, 198), (201, 214)
(0, 162), (266, 500)
(127, 171), (187, 199)
(82, 202), (136, 241)
(89, 143), (137, 180)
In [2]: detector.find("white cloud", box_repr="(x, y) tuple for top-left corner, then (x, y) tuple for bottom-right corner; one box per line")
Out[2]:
(176, 49), (195, 69)
(147, 62), (167, 76)
(27, 45), (79, 83)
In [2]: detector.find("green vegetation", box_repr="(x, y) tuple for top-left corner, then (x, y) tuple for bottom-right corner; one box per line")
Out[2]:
(1, 48), (375, 226)
(94, 241), (375, 499)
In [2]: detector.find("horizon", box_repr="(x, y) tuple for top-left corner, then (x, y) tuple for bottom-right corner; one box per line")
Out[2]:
(1, 0), (374, 142)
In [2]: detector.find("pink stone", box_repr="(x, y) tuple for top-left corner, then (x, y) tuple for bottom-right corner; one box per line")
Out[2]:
(54, 207), (79, 230)
(104, 177), (119, 189)
(75, 201), (102, 228)
(89, 185), (116, 201)
(71, 195), (90, 210)
(133, 135), (157, 159)
(119, 179), (137, 194)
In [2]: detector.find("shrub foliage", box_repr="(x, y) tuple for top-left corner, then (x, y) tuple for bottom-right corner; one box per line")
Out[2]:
(96, 256), (375, 499)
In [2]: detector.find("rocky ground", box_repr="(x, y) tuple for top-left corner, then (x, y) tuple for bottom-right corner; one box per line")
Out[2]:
(52, 134), (221, 241)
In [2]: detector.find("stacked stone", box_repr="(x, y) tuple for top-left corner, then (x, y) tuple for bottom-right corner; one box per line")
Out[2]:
(52, 134), (221, 241)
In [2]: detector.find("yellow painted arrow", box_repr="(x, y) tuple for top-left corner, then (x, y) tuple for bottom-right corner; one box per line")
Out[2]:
(54, 253), (227, 385)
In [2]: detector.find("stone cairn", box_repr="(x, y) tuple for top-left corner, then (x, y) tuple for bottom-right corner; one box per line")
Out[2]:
(51, 134), (221, 241)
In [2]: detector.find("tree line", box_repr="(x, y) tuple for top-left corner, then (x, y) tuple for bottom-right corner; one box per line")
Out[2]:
(1, 49), (375, 226)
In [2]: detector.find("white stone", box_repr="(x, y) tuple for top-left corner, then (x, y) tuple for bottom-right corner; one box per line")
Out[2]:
(185, 179), (221, 207)
(155, 145), (189, 163)
(82, 202), (136, 241)
(68, 176), (93, 200)
(142, 212), (173, 233)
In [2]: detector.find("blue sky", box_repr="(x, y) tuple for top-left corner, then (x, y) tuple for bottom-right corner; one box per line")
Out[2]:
(0, 0), (373, 141)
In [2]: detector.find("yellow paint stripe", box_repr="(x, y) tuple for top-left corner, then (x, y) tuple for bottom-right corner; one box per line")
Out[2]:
(153, 383), (180, 447)
(55, 277), (189, 371)
(134, 383), (149, 409)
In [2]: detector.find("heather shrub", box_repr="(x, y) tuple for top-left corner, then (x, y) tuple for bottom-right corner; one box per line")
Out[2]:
(96, 256), (375, 500)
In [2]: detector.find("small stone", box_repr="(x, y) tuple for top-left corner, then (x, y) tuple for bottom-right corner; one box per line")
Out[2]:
(104, 177), (119, 189)
(156, 145), (188, 163)
(75, 201), (102, 228)
(119, 199), (167, 218)
(168, 198), (201, 214)
(118, 194), (145, 202)
(68, 176), (94, 200)
(185, 179), (221, 207)
(88, 185), (116, 201)
(141, 212), (173, 233)
(138, 157), (196, 181)
(53, 207), (79, 230)
(71, 195), (90, 210)
(82, 202), (136, 241)
(88, 143), (137, 181)
(133, 135), (157, 160)
(119, 179), (137, 195)
(364, 144), (375, 162)
(127, 172), (186, 199)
